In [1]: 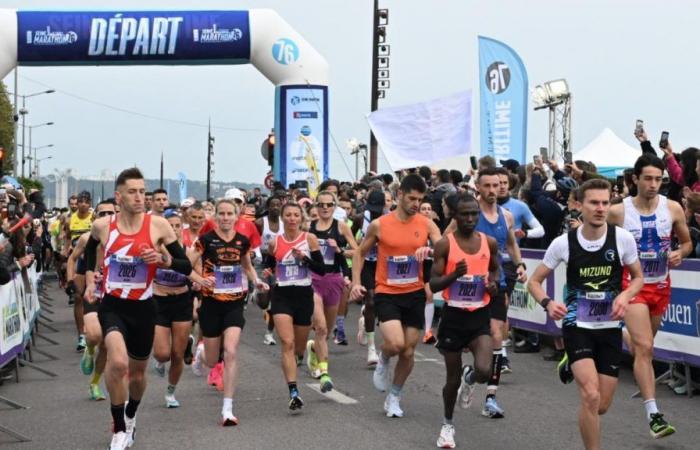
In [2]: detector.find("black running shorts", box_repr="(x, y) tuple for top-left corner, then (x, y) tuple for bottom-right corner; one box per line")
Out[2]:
(563, 326), (622, 378)
(436, 305), (491, 353)
(374, 289), (426, 329)
(199, 297), (245, 337)
(270, 285), (314, 326)
(154, 291), (194, 327)
(98, 294), (156, 360)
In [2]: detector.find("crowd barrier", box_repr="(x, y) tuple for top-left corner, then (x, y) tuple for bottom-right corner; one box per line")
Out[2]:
(509, 249), (700, 369)
(0, 266), (41, 370)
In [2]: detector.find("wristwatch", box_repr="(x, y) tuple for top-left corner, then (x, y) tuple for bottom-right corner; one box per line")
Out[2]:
(540, 297), (552, 311)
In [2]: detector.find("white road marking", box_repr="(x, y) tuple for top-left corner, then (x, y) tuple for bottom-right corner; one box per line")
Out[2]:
(414, 350), (442, 364)
(305, 383), (359, 404)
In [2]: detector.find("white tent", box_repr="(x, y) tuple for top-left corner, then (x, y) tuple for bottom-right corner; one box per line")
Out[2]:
(574, 128), (640, 176)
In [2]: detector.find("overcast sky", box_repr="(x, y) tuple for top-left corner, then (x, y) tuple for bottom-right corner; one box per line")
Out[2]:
(3, 0), (699, 184)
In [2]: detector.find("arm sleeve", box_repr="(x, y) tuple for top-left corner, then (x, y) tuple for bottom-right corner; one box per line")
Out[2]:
(165, 241), (192, 276)
(263, 253), (277, 270)
(525, 215), (545, 239)
(304, 250), (326, 275)
(640, 140), (657, 157)
(84, 235), (100, 272)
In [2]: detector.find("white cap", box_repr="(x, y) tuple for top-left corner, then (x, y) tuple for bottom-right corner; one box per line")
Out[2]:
(180, 197), (195, 208)
(224, 188), (245, 203)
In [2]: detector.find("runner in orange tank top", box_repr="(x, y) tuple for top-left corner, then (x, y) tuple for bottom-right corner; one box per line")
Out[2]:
(351, 174), (441, 418)
(429, 192), (500, 449)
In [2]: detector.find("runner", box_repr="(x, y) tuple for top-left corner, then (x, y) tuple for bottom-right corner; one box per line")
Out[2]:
(474, 167), (527, 418)
(419, 200), (437, 344)
(351, 190), (388, 366)
(607, 154), (692, 438)
(429, 192), (500, 449)
(182, 201), (206, 248)
(151, 210), (195, 409)
(150, 188), (168, 217)
(306, 190), (358, 392)
(66, 190), (93, 351)
(144, 192), (153, 212)
(351, 174), (441, 418)
(528, 178), (643, 450)
(265, 202), (325, 412)
(255, 195), (283, 346)
(188, 199), (268, 425)
(68, 199), (116, 401)
(83, 168), (192, 450)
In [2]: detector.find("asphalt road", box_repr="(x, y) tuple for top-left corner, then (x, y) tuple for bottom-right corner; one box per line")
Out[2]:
(1, 279), (698, 449)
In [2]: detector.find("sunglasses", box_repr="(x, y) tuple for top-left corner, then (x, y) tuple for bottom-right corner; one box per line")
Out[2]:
(317, 202), (335, 209)
(97, 211), (116, 217)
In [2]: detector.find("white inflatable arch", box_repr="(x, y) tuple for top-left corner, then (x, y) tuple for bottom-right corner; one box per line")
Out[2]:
(0, 9), (329, 188)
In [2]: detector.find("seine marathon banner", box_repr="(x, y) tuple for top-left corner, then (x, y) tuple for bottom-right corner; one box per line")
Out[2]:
(507, 249), (700, 367)
(0, 267), (41, 368)
(17, 10), (251, 64)
(478, 36), (528, 163)
(274, 85), (328, 194)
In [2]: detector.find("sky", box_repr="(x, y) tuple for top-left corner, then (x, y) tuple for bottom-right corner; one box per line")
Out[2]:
(3, 0), (700, 185)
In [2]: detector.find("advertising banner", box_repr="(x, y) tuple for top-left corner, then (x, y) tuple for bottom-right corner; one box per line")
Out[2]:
(478, 36), (528, 163)
(177, 172), (187, 203)
(275, 85), (328, 193)
(17, 10), (251, 65)
(0, 267), (40, 368)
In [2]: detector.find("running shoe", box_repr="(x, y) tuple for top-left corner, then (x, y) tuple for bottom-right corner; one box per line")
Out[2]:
(183, 335), (195, 365)
(306, 340), (320, 378)
(320, 374), (334, 393)
(481, 397), (505, 419)
(501, 357), (512, 374)
(153, 360), (166, 378)
(373, 353), (391, 392)
(334, 330), (348, 346)
(221, 412), (239, 426)
(383, 393), (404, 418)
(557, 352), (574, 384)
(357, 316), (368, 346)
(125, 415), (136, 447)
(501, 338), (512, 347)
(80, 346), (95, 376)
(289, 393), (304, 412)
(76, 334), (86, 352)
(109, 431), (129, 450)
(436, 423), (456, 449)
(89, 383), (106, 401)
(423, 330), (437, 345)
(192, 342), (204, 377)
(165, 392), (180, 409)
(367, 345), (379, 367)
(457, 365), (476, 409)
(649, 413), (676, 439)
(208, 362), (224, 391)
(263, 332), (277, 346)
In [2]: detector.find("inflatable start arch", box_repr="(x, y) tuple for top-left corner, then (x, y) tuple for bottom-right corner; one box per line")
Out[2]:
(0, 9), (329, 189)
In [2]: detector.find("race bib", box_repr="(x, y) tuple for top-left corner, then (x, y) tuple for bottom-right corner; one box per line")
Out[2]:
(213, 265), (245, 294)
(447, 275), (487, 309)
(155, 268), (188, 287)
(639, 250), (668, 284)
(276, 260), (311, 287)
(318, 239), (337, 265)
(107, 255), (148, 290)
(576, 291), (617, 329)
(386, 255), (419, 285)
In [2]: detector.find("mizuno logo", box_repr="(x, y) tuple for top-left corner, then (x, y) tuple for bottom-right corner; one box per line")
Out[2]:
(583, 279), (609, 291)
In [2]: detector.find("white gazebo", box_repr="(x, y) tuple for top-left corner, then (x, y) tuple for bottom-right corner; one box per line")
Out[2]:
(574, 128), (642, 177)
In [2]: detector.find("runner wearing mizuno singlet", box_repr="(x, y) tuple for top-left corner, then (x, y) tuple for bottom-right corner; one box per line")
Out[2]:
(83, 168), (192, 450)
(608, 154), (692, 439)
(351, 175), (441, 419)
(473, 167), (527, 418)
(305, 190), (358, 393)
(430, 193), (500, 449)
(529, 178), (643, 450)
(266, 202), (325, 413)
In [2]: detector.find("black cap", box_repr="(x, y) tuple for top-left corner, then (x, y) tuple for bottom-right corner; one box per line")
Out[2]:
(500, 159), (520, 173)
(365, 190), (385, 214)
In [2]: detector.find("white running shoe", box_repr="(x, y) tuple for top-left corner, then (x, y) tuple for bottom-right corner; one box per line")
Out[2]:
(436, 424), (456, 449)
(165, 392), (180, 408)
(367, 345), (379, 367)
(357, 316), (367, 346)
(125, 415), (136, 447)
(383, 393), (404, 418)
(109, 431), (129, 450)
(373, 352), (391, 392)
(457, 365), (476, 409)
(263, 332), (277, 346)
(192, 343), (204, 377)
(153, 360), (165, 378)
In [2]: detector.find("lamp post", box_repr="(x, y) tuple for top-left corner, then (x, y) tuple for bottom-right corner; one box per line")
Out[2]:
(532, 79), (571, 161)
(8, 89), (55, 177)
(27, 122), (54, 177)
(35, 155), (52, 178)
(28, 144), (54, 178)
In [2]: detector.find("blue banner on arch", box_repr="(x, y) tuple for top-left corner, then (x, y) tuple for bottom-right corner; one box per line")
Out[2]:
(478, 36), (528, 163)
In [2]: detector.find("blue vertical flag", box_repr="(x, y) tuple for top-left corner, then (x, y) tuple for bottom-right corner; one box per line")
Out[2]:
(177, 172), (187, 202)
(478, 36), (528, 163)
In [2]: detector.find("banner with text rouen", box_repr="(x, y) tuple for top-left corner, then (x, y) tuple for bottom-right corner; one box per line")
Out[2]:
(478, 36), (528, 163)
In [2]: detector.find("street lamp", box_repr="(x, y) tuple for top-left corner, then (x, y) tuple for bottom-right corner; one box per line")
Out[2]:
(8, 89), (56, 177)
(27, 121), (54, 177)
(26, 143), (54, 179)
(532, 79), (572, 161)
(35, 155), (53, 178)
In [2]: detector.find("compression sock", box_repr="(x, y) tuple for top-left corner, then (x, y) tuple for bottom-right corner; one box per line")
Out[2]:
(125, 397), (141, 419)
(487, 348), (503, 394)
(424, 302), (435, 331)
(111, 403), (126, 433)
